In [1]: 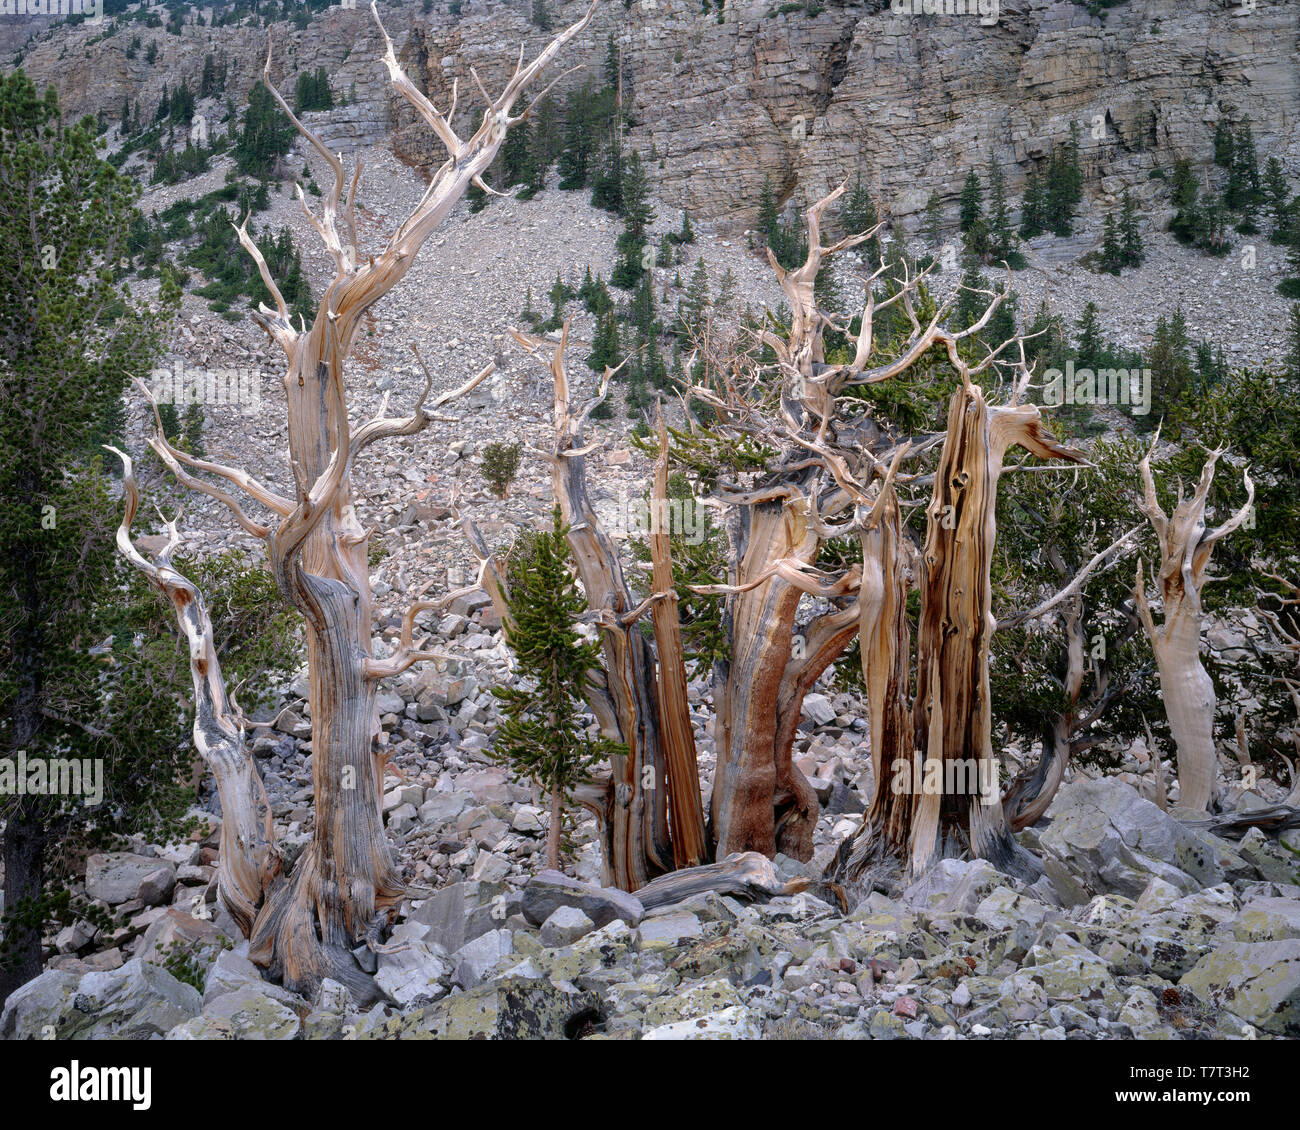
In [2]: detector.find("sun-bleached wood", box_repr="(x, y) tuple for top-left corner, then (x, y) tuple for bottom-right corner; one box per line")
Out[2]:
(1132, 437), (1254, 813)
(115, 2), (595, 996)
(107, 448), (281, 936)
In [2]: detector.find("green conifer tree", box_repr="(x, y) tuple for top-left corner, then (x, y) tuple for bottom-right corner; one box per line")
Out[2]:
(1263, 157), (1291, 242)
(611, 148), (654, 288)
(1019, 169), (1046, 239)
(1074, 301), (1104, 368)
(1099, 211), (1123, 274)
(677, 256), (711, 342)
(0, 74), (185, 1006)
(917, 191), (940, 248)
(959, 169), (983, 233)
(1120, 190), (1144, 267)
(492, 510), (624, 869)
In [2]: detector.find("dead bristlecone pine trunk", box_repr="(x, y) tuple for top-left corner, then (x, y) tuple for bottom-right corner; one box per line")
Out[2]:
(1132, 437), (1254, 814)
(487, 184), (1090, 894)
(841, 381), (1083, 883)
(112, 1), (596, 998)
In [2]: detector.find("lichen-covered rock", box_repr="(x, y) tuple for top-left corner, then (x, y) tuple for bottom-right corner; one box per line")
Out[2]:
(975, 887), (1052, 931)
(167, 985), (301, 1040)
(636, 911), (704, 952)
(1041, 778), (1222, 901)
(903, 858), (1007, 913)
(360, 976), (600, 1040)
(136, 906), (229, 966)
(1232, 897), (1300, 943)
(1238, 827), (1300, 885)
(0, 970), (81, 1041)
(643, 977), (741, 1028)
(1179, 939), (1300, 1036)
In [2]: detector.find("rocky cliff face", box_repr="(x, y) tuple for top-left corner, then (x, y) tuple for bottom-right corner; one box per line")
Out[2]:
(11, 0), (1300, 226)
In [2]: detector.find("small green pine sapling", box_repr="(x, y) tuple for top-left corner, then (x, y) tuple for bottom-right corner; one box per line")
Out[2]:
(491, 509), (626, 870)
(481, 441), (522, 499)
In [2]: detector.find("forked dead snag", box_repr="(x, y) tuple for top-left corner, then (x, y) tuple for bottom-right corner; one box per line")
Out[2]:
(113, 1), (597, 997)
(1132, 436), (1254, 813)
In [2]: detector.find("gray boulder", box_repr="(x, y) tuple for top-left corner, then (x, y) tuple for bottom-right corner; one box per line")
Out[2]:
(201, 947), (306, 1014)
(1040, 778), (1226, 902)
(375, 940), (452, 1007)
(539, 906), (596, 948)
(903, 858), (1007, 913)
(452, 928), (514, 990)
(2, 959), (201, 1039)
(406, 881), (520, 953)
(85, 853), (176, 907)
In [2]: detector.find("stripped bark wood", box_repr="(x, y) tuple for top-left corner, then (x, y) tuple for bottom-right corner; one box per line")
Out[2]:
(108, 448), (281, 936)
(833, 378), (1084, 883)
(634, 851), (800, 911)
(112, 1), (596, 997)
(1132, 437), (1254, 813)
(1180, 805), (1300, 838)
(651, 405), (709, 868)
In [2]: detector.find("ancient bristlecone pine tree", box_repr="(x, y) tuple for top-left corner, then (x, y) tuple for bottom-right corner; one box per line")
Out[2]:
(1132, 439), (1254, 813)
(475, 185), (1089, 891)
(837, 379), (1085, 883)
(112, 2), (596, 996)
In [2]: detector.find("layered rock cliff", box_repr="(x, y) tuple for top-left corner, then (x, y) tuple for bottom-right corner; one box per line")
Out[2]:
(9, 0), (1299, 227)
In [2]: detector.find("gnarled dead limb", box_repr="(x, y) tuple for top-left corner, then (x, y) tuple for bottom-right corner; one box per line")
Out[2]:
(634, 851), (801, 911)
(1133, 439), (1254, 812)
(107, 447), (280, 936)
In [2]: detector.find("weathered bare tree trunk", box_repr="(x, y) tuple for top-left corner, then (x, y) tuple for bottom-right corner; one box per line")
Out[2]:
(847, 480), (913, 867)
(546, 786), (563, 872)
(834, 380), (1082, 882)
(507, 325), (674, 891)
(909, 386), (1082, 874)
(650, 406), (709, 868)
(1133, 439), (1254, 813)
(108, 450), (281, 933)
(115, 2), (595, 996)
